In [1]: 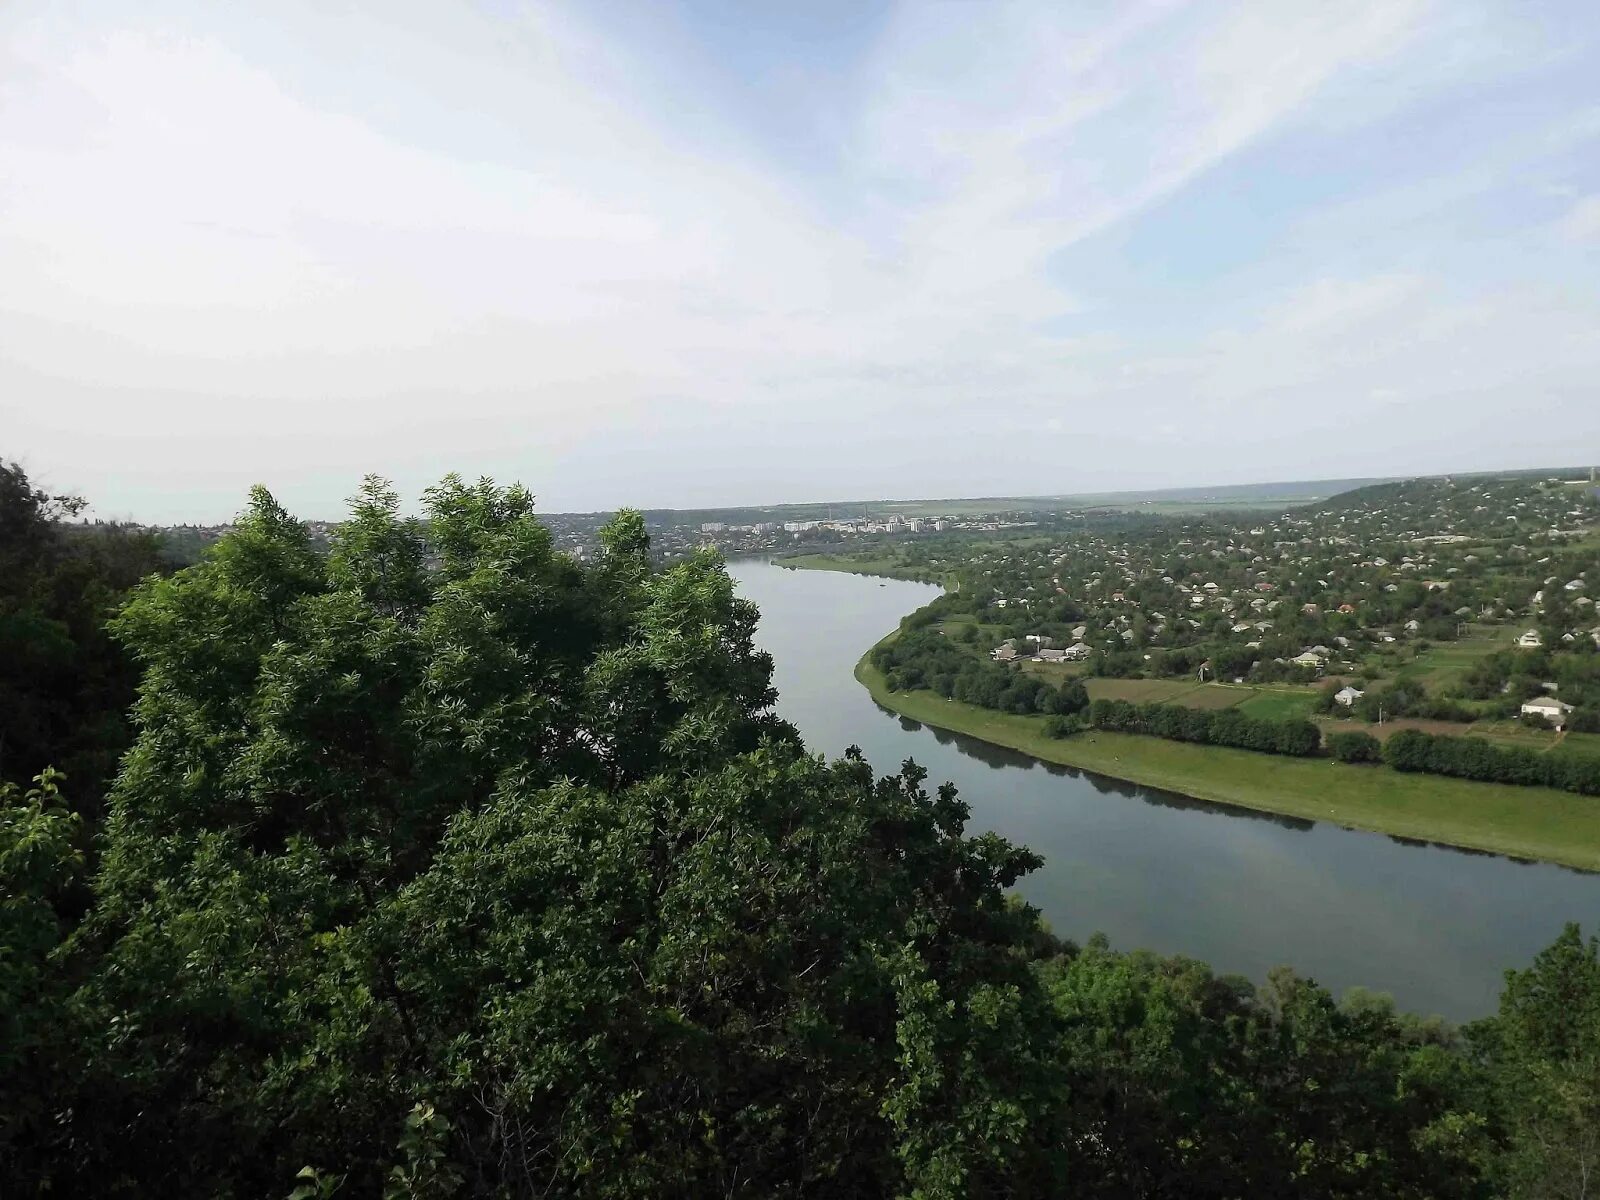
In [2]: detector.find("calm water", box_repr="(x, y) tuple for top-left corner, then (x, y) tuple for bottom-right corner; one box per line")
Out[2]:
(728, 557), (1600, 1021)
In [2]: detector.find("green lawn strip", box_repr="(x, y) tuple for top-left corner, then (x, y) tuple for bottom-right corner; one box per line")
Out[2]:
(856, 649), (1600, 871)
(1236, 689), (1317, 720)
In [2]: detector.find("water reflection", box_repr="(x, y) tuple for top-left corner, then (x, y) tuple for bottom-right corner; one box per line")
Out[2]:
(1384, 833), (1573, 872)
(881, 701), (1315, 829)
(1135, 786), (1316, 833)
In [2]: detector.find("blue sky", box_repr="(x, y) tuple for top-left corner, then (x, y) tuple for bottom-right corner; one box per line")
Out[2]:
(2, 0), (1597, 521)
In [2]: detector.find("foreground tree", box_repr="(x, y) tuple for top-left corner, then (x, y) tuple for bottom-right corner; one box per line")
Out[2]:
(1471, 923), (1600, 1197)
(1046, 945), (1490, 1197)
(42, 477), (1057, 1197)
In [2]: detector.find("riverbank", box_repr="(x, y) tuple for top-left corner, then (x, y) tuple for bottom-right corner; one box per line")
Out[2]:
(856, 645), (1600, 872)
(778, 552), (955, 588)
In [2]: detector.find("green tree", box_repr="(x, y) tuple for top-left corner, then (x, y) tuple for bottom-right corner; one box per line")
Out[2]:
(1471, 923), (1600, 1198)
(1046, 945), (1487, 1196)
(52, 478), (1058, 1197)
(0, 769), (91, 1190)
(0, 459), (169, 817)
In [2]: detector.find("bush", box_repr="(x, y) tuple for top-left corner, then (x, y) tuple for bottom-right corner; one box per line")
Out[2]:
(1043, 714), (1082, 739)
(1042, 679), (1089, 716)
(1328, 731), (1382, 764)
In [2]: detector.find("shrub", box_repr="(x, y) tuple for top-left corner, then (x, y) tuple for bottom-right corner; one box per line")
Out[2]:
(1328, 731), (1382, 764)
(1043, 714), (1082, 739)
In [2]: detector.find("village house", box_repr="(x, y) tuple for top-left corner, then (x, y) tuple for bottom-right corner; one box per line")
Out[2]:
(1518, 630), (1544, 648)
(1335, 686), (1364, 707)
(1520, 697), (1574, 729)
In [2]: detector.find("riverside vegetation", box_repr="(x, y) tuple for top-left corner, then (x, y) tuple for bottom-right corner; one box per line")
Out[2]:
(4, 461), (1600, 1197)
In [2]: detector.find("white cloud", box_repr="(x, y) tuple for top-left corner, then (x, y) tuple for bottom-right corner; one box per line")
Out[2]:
(0, 0), (1596, 519)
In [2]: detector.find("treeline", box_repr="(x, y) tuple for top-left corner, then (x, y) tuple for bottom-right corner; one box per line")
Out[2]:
(1384, 727), (1600, 795)
(0, 461), (172, 819)
(1085, 698), (1322, 757)
(872, 627), (1088, 716)
(6, 469), (1600, 1196)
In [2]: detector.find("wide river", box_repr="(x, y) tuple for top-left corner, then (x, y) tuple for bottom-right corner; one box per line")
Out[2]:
(729, 557), (1599, 1021)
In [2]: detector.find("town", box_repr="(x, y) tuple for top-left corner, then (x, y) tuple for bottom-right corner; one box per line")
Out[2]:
(850, 471), (1600, 746)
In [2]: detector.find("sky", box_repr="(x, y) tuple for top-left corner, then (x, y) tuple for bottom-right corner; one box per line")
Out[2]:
(2, 0), (1598, 523)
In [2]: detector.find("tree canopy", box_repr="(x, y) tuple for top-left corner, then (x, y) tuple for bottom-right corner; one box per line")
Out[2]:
(2, 471), (1597, 1198)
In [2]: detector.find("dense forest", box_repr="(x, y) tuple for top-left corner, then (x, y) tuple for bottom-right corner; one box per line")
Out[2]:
(3, 462), (1600, 1197)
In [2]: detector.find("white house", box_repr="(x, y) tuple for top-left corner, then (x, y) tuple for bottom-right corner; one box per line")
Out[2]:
(1061, 643), (1093, 662)
(1518, 630), (1544, 648)
(1334, 686), (1364, 708)
(1520, 697), (1574, 728)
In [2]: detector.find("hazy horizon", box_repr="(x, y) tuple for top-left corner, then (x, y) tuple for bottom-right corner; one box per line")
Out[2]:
(23, 458), (1597, 526)
(4, 1), (1598, 523)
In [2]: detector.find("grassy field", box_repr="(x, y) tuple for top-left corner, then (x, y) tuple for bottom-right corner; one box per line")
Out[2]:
(1080, 678), (1203, 704)
(1012, 665), (1330, 716)
(1031, 674), (1321, 719)
(1408, 627), (1520, 691)
(1318, 716), (1600, 760)
(1235, 689), (1321, 720)
(857, 647), (1600, 871)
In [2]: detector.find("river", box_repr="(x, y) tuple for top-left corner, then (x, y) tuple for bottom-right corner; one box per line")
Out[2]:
(728, 556), (1600, 1021)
